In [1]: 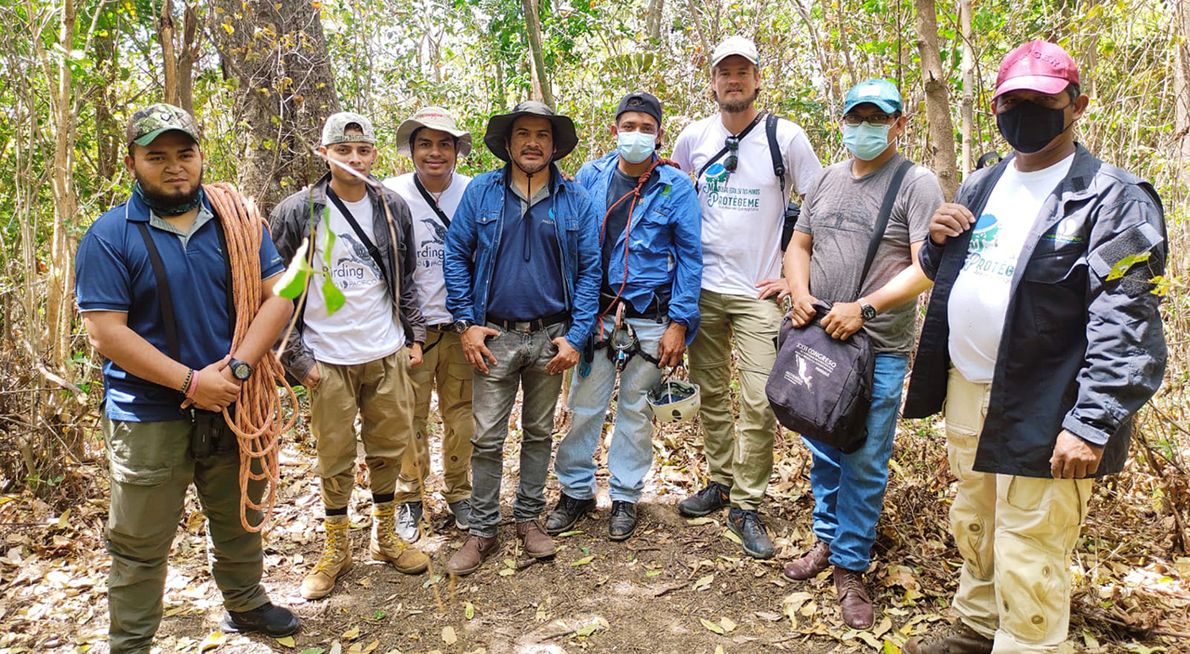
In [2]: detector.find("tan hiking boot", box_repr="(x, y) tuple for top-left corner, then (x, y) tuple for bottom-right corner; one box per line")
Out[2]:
(300, 515), (352, 600)
(905, 621), (994, 654)
(370, 502), (430, 575)
(516, 519), (557, 559)
(445, 535), (499, 576)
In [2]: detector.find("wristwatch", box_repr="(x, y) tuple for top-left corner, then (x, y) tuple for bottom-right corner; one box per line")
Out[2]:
(452, 319), (474, 334)
(229, 357), (253, 381)
(859, 302), (877, 322)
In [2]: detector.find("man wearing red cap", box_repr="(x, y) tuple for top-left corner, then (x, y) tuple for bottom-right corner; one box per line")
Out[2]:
(903, 41), (1167, 653)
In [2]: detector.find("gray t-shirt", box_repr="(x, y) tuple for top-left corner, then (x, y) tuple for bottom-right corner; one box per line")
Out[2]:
(794, 153), (943, 353)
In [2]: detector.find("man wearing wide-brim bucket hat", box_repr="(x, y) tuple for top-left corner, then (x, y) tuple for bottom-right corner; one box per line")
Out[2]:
(383, 107), (475, 543)
(442, 100), (601, 576)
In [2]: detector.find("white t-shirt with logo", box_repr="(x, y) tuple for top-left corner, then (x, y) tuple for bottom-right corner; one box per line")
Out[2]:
(303, 194), (405, 365)
(383, 173), (471, 325)
(947, 153), (1075, 383)
(671, 114), (822, 296)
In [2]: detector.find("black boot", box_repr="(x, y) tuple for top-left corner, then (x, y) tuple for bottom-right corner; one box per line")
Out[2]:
(219, 602), (300, 637)
(607, 501), (638, 541)
(544, 493), (595, 535)
(677, 481), (730, 517)
(727, 507), (774, 559)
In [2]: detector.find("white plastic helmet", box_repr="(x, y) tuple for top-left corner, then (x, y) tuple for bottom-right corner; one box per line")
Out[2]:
(647, 378), (701, 423)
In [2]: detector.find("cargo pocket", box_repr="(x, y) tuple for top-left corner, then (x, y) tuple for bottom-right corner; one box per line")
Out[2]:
(106, 421), (181, 486)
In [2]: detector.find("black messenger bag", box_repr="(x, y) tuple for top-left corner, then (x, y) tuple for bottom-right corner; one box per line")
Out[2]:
(765, 159), (913, 453)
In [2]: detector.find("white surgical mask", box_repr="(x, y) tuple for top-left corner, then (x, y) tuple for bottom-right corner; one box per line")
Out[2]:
(616, 130), (657, 164)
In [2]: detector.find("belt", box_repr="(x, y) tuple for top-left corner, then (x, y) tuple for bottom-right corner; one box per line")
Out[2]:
(427, 322), (454, 332)
(486, 311), (569, 333)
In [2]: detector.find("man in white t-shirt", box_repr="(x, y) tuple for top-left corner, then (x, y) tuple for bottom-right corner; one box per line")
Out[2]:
(383, 107), (474, 542)
(904, 41), (1166, 653)
(671, 35), (823, 559)
(270, 112), (431, 601)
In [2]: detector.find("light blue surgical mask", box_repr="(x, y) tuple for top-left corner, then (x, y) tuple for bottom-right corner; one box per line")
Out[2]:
(842, 122), (892, 161)
(616, 130), (657, 164)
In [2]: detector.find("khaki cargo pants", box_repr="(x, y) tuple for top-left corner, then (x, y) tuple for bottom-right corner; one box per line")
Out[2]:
(394, 328), (474, 504)
(309, 349), (416, 509)
(945, 367), (1092, 653)
(104, 417), (269, 654)
(687, 289), (783, 510)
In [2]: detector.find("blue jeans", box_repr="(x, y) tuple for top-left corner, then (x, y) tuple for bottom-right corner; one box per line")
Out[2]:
(555, 317), (667, 503)
(804, 353), (909, 572)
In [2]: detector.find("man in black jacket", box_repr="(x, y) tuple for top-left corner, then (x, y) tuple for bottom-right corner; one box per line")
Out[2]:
(903, 41), (1166, 654)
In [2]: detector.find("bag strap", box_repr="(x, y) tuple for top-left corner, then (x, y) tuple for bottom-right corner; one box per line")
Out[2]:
(326, 187), (394, 300)
(695, 111), (765, 192)
(765, 113), (786, 198)
(134, 222), (181, 362)
(413, 174), (451, 228)
(855, 159), (914, 298)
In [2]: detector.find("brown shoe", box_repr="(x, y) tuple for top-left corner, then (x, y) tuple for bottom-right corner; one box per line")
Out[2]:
(515, 520), (557, 559)
(904, 621), (994, 654)
(833, 567), (874, 629)
(445, 535), (498, 577)
(784, 541), (830, 580)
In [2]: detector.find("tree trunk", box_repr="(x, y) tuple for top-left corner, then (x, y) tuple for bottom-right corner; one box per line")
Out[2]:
(914, 0), (959, 199)
(646, 0), (664, 42)
(521, 0), (554, 107)
(177, 3), (199, 113)
(958, 0), (974, 177)
(159, 0), (178, 106)
(45, 0), (78, 369)
(210, 0), (341, 211)
(1176, 0), (1190, 190)
(94, 13), (119, 186)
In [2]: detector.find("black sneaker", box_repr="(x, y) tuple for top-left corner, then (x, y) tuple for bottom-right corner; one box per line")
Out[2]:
(544, 493), (595, 535)
(677, 481), (730, 517)
(727, 507), (774, 559)
(219, 602), (300, 637)
(607, 501), (638, 541)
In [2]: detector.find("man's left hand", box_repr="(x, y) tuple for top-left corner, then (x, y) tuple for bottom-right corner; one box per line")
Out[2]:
(409, 343), (424, 368)
(821, 302), (864, 340)
(756, 278), (791, 302)
(1050, 430), (1104, 479)
(656, 323), (687, 368)
(546, 337), (580, 375)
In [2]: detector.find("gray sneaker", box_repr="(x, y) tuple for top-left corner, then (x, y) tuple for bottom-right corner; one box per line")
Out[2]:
(447, 499), (471, 530)
(395, 502), (422, 543)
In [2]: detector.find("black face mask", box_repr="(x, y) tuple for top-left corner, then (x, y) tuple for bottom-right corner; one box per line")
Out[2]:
(996, 101), (1072, 154)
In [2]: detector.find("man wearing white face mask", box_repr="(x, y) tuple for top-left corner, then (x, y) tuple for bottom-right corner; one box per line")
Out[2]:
(546, 92), (703, 541)
(780, 79), (943, 629)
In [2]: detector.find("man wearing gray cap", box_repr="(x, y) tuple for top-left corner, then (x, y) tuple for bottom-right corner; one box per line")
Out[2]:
(672, 35), (823, 559)
(382, 107), (475, 540)
(442, 101), (601, 576)
(270, 111), (430, 600)
(76, 103), (298, 650)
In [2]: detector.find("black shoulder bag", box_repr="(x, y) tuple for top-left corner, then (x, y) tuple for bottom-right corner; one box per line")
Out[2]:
(764, 159), (913, 453)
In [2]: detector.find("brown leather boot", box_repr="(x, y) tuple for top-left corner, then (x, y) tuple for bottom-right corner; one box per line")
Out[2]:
(445, 535), (498, 577)
(783, 541), (831, 580)
(904, 621), (994, 654)
(833, 566), (874, 629)
(515, 520), (557, 559)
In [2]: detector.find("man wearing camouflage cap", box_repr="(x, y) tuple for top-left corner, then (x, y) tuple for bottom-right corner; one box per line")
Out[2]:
(76, 103), (298, 651)
(270, 111), (431, 600)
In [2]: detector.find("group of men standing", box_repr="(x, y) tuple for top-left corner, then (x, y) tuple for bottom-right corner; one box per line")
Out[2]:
(77, 33), (1166, 654)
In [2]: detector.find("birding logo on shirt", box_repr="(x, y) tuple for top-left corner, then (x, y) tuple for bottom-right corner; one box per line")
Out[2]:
(418, 217), (446, 271)
(330, 231), (382, 289)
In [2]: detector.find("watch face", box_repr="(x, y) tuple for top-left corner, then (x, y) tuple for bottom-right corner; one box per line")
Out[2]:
(861, 305), (877, 321)
(232, 363), (251, 380)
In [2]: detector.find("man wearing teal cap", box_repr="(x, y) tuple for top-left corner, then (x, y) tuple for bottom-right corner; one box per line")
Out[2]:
(780, 79), (943, 629)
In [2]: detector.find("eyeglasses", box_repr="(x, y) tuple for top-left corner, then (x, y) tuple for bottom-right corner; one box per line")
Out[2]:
(842, 113), (897, 126)
(724, 136), (740, 172)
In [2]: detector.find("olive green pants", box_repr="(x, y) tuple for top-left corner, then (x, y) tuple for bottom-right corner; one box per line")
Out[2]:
(395, 328), (474, 504)
(309, 350), (415, 509)
(687, 289), (783, 510)
(104, 417), (268, 654)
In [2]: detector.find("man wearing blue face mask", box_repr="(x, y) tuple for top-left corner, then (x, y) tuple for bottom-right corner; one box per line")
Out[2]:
(781, 79), (943, 629)
(546, 92), (703, 541)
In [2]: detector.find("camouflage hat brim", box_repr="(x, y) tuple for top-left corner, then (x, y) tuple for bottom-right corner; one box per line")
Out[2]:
(133, 127), (198, 147)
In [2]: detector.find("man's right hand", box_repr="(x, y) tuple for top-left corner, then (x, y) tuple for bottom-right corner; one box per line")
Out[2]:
(303, 364), (321, 390)
(462, 325), (500, 374)
(788, 293), (818, 327)
(928, 203), (976, 246)
(183, 356), (241, 412)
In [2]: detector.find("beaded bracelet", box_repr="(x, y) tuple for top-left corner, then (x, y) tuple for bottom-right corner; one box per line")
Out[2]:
(180, 368), (193, 395)
(185, 370), (200, 398)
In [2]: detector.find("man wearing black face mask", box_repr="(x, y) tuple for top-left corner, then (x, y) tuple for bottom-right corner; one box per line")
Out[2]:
(903, 41), (1167, 654)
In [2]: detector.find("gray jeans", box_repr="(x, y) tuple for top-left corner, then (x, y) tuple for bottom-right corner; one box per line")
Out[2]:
(468, 322), (566, 537)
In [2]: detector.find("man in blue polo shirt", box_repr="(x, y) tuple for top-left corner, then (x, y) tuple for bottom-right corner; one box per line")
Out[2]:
(75, 104), (298, 652)
(442, 101), (601, 576)
(546, 92), (702, 541)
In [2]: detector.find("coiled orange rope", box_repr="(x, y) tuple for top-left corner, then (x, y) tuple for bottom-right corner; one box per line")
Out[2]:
(204, 182), (298, 533)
